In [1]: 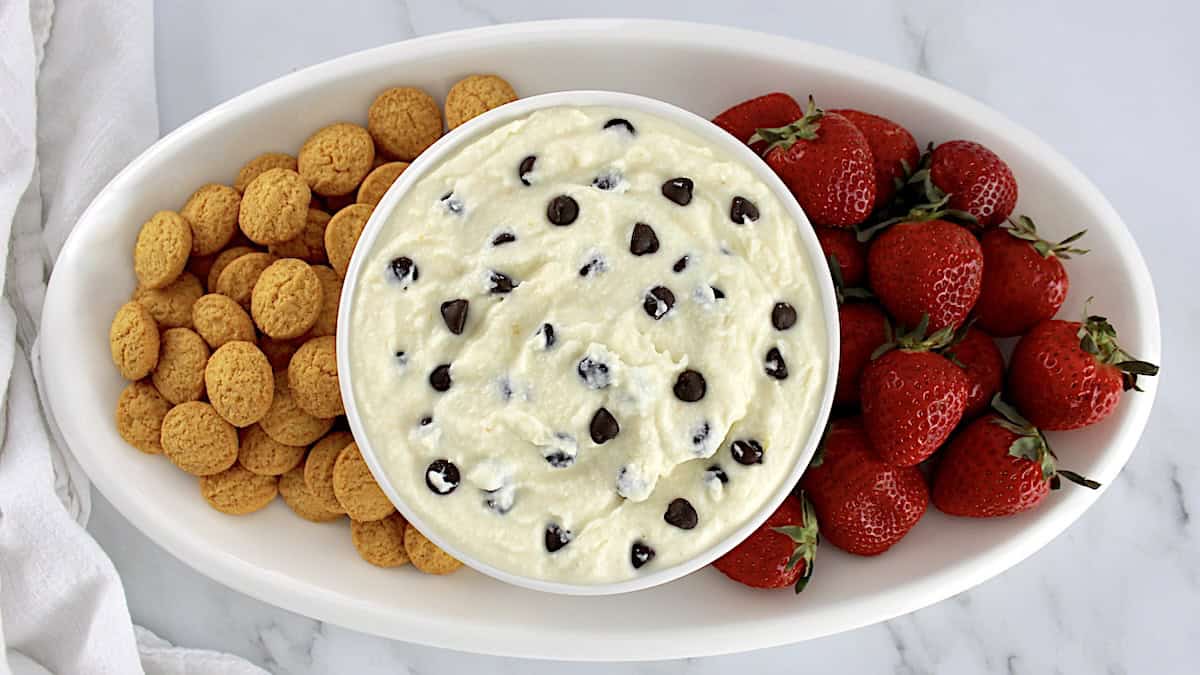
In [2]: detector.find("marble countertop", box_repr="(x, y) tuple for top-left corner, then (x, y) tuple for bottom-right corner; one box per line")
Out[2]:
(86, 1), (1200, 673)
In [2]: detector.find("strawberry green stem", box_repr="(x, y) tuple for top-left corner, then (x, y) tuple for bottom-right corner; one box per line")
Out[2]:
(773, 491), (819, 593)
(749, 95), (823, 153)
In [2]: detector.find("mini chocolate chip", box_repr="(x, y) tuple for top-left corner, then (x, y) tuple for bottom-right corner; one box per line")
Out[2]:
(592, 171), (622, 190)
(419, 415), (433, 426)
(731, 439), (764, 465)
(440, 299), (469, 335)
(711, 286), (726, 300)
(578, 254), (608, 277)
(546, 195), (579, 226)
(672, 256), (689, 273)
(661, 177), (694, 206)
(394, 350), (407, 365)
(673, 369), (706, 402)
(604, 118), (636, 134)
(544, 451), (575, 469)
(429, 364), (452, 392)
(425, 459), (460, 495)
(440, 191), (464, 214)
(518, 155), (536, 186)
(491, 231), (517, 246)
(705, 465), (729, 484)
(577, 356), (611, 389)
(629, 223), (660, 256)
(590, 407), (620, 444)
(692, 421), (711, 449)
(388, 257), (419, 285)
(545, 523), (573, 553)
(772, 302), (797, 330)
(498, 377), (513, 400)
(643, 286), (675, 319)
(543, 432), (577, 468)
(631, 541), (655, 569)
(765, 347), (789, 380)
(664, 498), (699, 530)
(484, 491), (514, 515)
(730, 196), (760, 224)
(488, 271), (518, 294)
(536, 322), (556, 349)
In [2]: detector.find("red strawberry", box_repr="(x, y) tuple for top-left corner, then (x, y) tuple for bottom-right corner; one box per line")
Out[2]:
(927, 140), (1018, 229)
(801, 418), (927, 555)
(835, 302), (889, 406)
(945, 326), (1005, 419)
(713, 493), (818, 592)
(712, 92), (805, 155)
(975, 216), (1087, 337)
(933, 397), (1100, 517)
(830, 109), (919, 207)
(860, 317), (969, 466)
(867, 219), (983, 331)
(816, 226), (867, 287)
(1008, 313), (1158, 430)
(751, 97), (877, 227)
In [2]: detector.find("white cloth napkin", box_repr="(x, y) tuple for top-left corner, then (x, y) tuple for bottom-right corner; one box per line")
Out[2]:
(0, 1), (267, 673)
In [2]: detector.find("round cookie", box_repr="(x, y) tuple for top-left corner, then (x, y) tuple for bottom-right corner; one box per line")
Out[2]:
(332, 442), (395, 522)
(134, 210), (192, 289)
(297, 123), (375, 197)
(239, 168), (310, 244)
(367, 87), (443, 161)
(305, 265), (341, 338)
(324, 203), (373, 278)
(191, 293), (256, 349)
(151, 327), (209, 404)
(250, 258), (322, 339)
(234, 152), (298, 192)
(134, 272), (204, 329)
(260, 336), (303, 371)
(404, 526), (463, 575)
(214, 251), (276, 308)
(287, 336), (343, 418)
(200, 464), (278, 515)
(259, 370), (334, 446)
(238, 424), (306, 476)
(356, 161), (408, 207)
(351, 513), (410, 567)
(303, 431), (354, 514)
(205, 341), (273, 427)
(279, 465), (342, 523)
(181, 184), (241, 255)
(444, 74), (518, 129)
(206, 246), (256, 291)
(161, 401), (238, 476)
(269, 208), (330, 263)
(109, 301), (160, 380)
(115, 380), (170, 454)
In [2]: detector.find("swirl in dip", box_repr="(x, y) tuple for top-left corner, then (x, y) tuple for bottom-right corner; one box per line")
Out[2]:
(346, 105), (828, 584)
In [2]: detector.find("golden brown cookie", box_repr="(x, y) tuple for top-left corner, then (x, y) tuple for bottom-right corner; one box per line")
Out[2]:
(324, 203), (372, 278)
(404, 526), (463, 575)
(161, 401), (238, 476)
(214, 251), (276, 308)
(304, 431), (354, 514)
(287, 335), (343, 418)
(134, 211), (192, 290)
(250, 258), (322, 339)
(279, 465), (342, 522)
(367, 87), (443, 161)
(259, 370), (334, 446)
(191, 293), (256, 349)
(332, 442), (394, 522)
(133, 272), (204, 329)
(238, 424), (306, 476)
(205, 246), (256, 292)
(152, 327), (209, 404)
(234, 152), (298, 193)
(110, 301), (160, 380)
(269, 208), (329, 263)
(356, 162), (408, 207)
(260, 336), (303, 371)
(305, 265), (341, 338)
(181, 184), (241, 255)
(239, 168), (310, 245)
(445, 74), (517, 129)
(115, 380), (171, 454)
(351, 513), (410, 567)
(205, 341), (273, 427)
(200, 464), (278, 515)
(297, 123), (375, 197)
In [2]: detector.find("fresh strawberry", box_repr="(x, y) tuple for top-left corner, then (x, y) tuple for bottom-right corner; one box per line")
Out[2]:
(816, 226), (867, 287)
(712, 92), (805, 155)
(751, 97), (877, 227)
(860, 316), (969, 466)
(926, 140), (1018, 229)
(1008, 312), (1158, 430)
(867, 219), (983, 330)
(975, 216), (1087, 337)
(945, 326), (1005, 419)
(800, 418), (927, 555)
(830, 109), (919, 208)
(933, 397), (1100, 517)
(835, 302), (889, 406)
(713, 493), (818, 592)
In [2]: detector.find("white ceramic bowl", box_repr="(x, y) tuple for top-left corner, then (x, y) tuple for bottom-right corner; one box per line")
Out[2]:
(337, 90), (840, 596)
(39, 19), (1160, 660)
